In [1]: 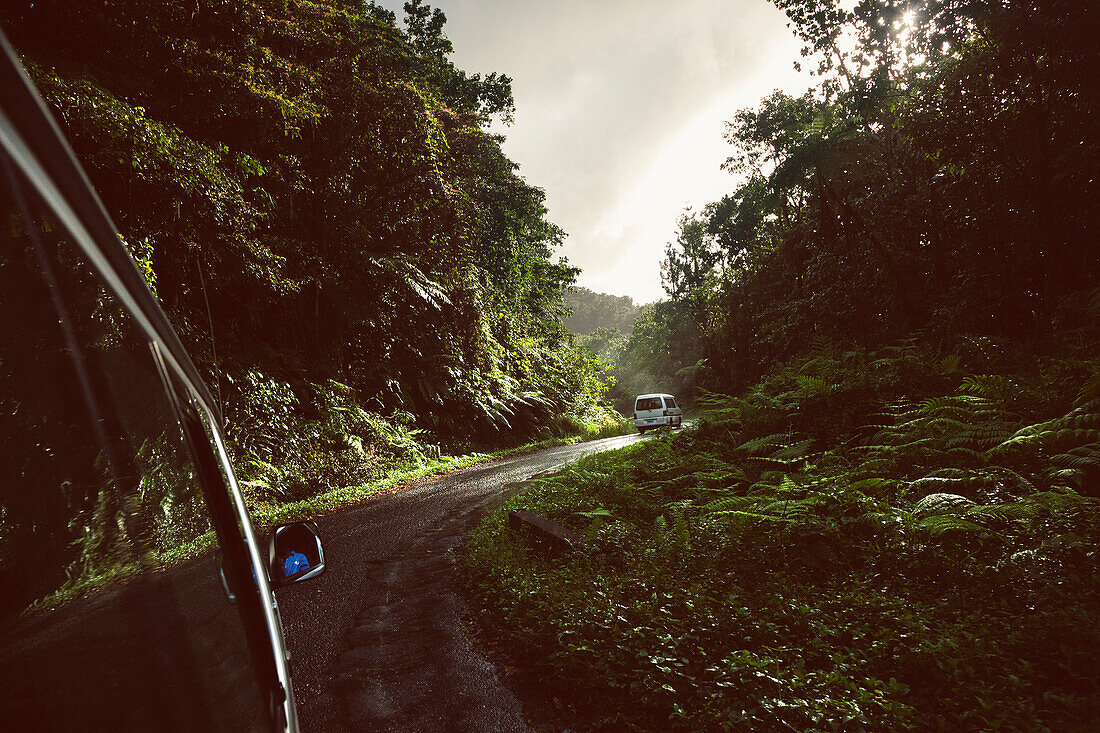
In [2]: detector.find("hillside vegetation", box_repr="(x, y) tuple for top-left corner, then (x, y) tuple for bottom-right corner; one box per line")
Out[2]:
(469, 338), (1100, 731)
(563, 287), (643, 336)
(1, 0), (620, 511)
(563, 288), (674, 413)
(624, 0), (1096, 400)
(468, 0), (1100, 729)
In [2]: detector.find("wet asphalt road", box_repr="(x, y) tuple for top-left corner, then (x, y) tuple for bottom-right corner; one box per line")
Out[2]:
(276, 431), (651, 733)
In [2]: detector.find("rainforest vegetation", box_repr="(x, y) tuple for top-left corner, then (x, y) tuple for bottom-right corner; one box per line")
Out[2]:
(2, 0), (1098, 726)
(563, 287), (644, 336)
(0, 0), (621, 519)
(468, 0), (1100, 730)
(562, 287), (675, 413)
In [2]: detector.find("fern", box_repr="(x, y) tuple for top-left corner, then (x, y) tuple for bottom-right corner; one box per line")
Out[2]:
(912, 492), (976, 517)
(994, 427), (1100, 455)
(690, 467), (750, 490)
(962, 502), (1037, 524)
(915, 514), (987, 536)
(1050, 443), (1100, 468)
(1019, 490), (1097, 517)
(704, 509), (795, 523)
(735, 432), (791, 454)
(960, 374), (1018, 401)
(939, 354), (961, 374)
(701, 495), (761, 515)
(770, 438), (816, 461)
(759, 496), (821, 522)
(794, 375), (835, 395)
(671, 509), (691, 552)
(984, 392), (1099, 475)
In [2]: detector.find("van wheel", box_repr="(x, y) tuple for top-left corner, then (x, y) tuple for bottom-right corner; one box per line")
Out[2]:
(638, 427), (647, 435)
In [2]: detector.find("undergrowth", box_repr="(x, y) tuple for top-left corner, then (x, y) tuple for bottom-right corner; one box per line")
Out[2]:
(31, 375), (629, 616)
(466, 337), (1100, 732)
(226, 374), (630, 516)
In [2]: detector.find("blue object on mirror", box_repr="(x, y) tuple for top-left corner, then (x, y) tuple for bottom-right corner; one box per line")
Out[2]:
(269, 520), (325, 587)
(282, 550), (310, 579)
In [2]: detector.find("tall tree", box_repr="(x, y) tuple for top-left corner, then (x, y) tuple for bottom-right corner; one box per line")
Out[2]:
(661, 211), (721, 299)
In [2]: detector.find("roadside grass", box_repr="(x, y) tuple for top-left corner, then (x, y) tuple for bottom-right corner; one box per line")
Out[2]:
(578, 413), (635, 441)
(231, 380), (633, 520)
(249, 433), (596, 526)
(465, 340), (1100, 732)
(27, 425), (621, 616)
(248, 409), (635, 528)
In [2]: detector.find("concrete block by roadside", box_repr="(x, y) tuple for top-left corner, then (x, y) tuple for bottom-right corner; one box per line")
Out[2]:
(507, 509), (580, 556)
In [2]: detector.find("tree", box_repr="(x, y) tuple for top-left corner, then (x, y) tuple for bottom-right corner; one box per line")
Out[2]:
(643, 0), (1100, 396)
(661, 211), (721, 298)
(0, 0), (604, 450)
(562, 287), (641, 336)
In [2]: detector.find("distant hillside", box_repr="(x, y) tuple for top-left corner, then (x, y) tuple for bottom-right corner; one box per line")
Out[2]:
(562, 287), (641, 335)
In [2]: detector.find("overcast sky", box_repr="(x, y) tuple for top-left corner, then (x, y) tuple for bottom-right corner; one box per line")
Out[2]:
(379, 0), (813, 303)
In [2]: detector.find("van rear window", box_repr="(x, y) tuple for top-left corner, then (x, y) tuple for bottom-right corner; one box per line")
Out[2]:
(636, 397), (663, 411)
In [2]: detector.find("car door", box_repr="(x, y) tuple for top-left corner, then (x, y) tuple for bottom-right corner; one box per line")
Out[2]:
(0, 166), (279, 730)
(0, 29), (294, 730)
(662, 396), (682, 425)
(634, 395), (664, 426)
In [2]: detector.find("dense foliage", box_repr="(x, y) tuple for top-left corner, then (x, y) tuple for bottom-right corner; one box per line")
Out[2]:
(575, 299), (707, 413)
(469, 0), (1099, 729)
(1, 0), (617, 507)
(563, 286), (643, 336)
(468, 338), (1100, 731)
(630, 0), (1098, 396)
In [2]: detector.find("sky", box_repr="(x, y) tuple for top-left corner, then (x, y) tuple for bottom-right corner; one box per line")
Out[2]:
(379, 0), (814, 303)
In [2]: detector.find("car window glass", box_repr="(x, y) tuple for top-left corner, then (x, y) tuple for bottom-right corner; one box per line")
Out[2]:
(0, 163), (269, 730)
(636, 397), (662, 411)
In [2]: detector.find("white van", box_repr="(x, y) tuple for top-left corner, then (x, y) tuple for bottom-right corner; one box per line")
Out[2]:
(633, 393), (683, 433)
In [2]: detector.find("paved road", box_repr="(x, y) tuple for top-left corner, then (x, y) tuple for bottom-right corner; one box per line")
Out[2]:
(276, 431), (651, 732)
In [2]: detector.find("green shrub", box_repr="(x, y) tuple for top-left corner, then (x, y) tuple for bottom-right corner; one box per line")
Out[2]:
(467, 341), (1100, 732)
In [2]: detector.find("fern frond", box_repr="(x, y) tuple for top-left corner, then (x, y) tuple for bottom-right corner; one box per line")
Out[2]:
(735, 433), (790, 454)
(912, 492), (976, 517)
(962, 503), (1036, 524)
(915, 515), (987, 536)
(701, 495), (761, 515)
(939, 354), (961, 374)
(853, 510), (903, 531)
(771, 438), (816, 461)
(794, 375), (835, 394)
(705, 509), (794, 523)
(691, 468), (750, 489)
(960, 374), (1017, 399)
(991, 427), (1100, 456)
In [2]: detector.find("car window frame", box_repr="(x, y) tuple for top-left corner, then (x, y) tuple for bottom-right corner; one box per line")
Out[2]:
(0, 27), (296, 732)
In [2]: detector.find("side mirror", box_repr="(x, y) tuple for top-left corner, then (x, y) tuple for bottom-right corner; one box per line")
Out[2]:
(268, 521), (325, 588)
